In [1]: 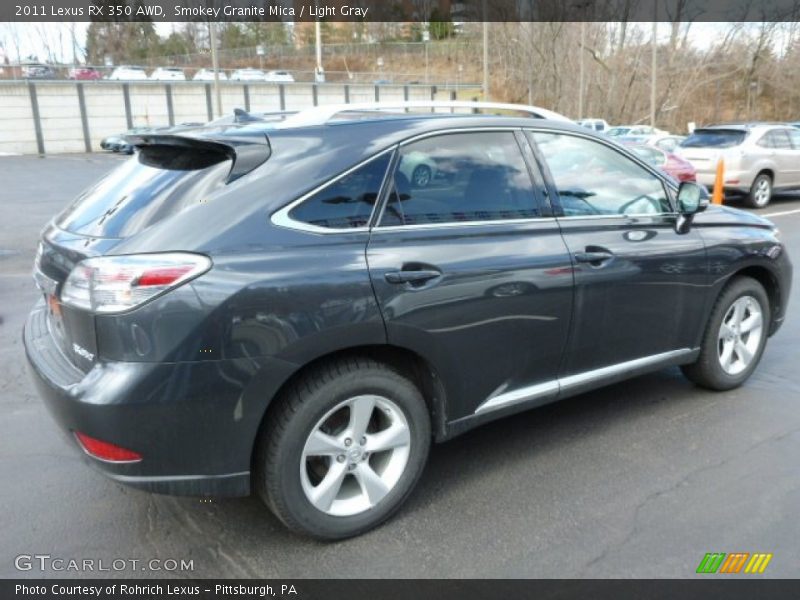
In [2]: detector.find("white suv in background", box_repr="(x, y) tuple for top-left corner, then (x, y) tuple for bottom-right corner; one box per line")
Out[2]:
(676, 123), (800, 207)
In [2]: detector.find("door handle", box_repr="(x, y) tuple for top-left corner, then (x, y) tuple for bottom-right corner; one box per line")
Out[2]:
(385, 269), (441, 284)
(574, 250), (614, 265)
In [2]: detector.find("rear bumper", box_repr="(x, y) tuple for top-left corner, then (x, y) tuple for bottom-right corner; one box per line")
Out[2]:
(23, 301), (296, 497)
(695, 168), (753, 193)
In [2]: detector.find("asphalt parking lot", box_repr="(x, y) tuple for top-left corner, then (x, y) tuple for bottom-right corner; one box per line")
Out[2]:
(1, 153), (799, 579)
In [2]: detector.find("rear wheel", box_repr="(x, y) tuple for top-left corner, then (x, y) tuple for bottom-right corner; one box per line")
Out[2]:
(745, 173), (772, 208)
(254, 357), (430, 540)
(681, 277), (770, 390)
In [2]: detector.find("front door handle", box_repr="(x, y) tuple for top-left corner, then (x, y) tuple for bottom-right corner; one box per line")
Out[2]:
(385, 269), (441, 284)
(574, 250), (614, 265)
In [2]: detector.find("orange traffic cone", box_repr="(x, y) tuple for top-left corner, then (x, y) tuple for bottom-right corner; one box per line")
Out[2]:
(712, 158), (725, 205)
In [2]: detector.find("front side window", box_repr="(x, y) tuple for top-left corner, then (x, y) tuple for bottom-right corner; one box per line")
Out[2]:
(533, 132), (671, 217)
(379, 131), (538, 227)
(788, 129), (800, 149)
(288, 153), (391, 229)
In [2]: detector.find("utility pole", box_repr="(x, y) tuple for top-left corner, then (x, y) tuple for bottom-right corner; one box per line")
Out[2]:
(650, 19), (657, 128)
(482, 20), (489, 100)
(209, 22), (222, 118)
(315, 20), (323, 82)
(578, 21), (585, 119)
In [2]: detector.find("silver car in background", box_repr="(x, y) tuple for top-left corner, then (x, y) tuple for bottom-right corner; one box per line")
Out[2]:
(676, 123), (800, 207)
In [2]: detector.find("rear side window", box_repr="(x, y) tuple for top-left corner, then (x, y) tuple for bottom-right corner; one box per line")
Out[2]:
(288, 153), (391, 229)
(758, 129), (793, 149)
(681, 129), (746, 148)
(379, 131), (538, 227)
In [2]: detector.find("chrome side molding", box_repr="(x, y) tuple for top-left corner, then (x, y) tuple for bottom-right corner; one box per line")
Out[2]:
(474, 348), (696, 415)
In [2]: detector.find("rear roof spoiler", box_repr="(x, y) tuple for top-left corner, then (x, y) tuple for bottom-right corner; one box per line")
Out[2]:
(125, 131), (271, 182)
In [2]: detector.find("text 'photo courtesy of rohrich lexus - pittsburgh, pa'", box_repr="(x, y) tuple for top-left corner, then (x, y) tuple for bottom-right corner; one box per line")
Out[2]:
(23, 101), (792, 539)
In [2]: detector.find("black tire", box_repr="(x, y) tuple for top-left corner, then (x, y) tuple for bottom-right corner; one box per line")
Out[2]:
(411, 164), (432, 187)
(681, 276), (770, 390)
(254, 357), (431, 540)
(744, 172), (772, 208)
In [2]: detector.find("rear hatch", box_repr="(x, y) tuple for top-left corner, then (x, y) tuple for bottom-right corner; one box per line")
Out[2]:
(676, 128), (748, 171)
(34, 130), (270, 372)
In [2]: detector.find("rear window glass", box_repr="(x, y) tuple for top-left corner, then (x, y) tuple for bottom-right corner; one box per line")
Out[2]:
(681, 130), (747, 148)
(288, 153), (391, 229)
(56, 151), (231, 238)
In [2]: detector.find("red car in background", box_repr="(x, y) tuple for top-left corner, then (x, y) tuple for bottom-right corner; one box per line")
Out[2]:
(626, 143), (696, 182)
(68, 67), (102, 81)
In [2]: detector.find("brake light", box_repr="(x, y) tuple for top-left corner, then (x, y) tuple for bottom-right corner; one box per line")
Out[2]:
(61, 253), (211, 314)
(74, 431), (142, 463)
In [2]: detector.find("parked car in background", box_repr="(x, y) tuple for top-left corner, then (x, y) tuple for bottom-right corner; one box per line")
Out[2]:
(577, 118), (610, 133)
(68, 67), (102, 81)
(675, 123), (800, 207)
(650, 134), (686, 153)
(264, 70), (295, 83)
(193, 68), (228, 81)
(607, 125), (666, 140)
(107, 66), (148, 81)
(150, 67), (186, 81)
(22, 63), (57, 79)
(230, 68), (267, 81)
(101, 123), (205, 154)
(25, 102), (791, 540)
(100, 127), (149, 154)
(626, 143), (697, 182)
(397, 150), (438, 186)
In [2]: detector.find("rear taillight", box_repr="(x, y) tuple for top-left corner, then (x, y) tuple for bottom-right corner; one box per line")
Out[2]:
(61, 253), (211, 314)
(74, 431), (142, 463)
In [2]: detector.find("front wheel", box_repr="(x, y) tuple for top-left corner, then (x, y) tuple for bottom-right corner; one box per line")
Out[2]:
(254, 357), (431, 540)
(681, 276), (770, 390)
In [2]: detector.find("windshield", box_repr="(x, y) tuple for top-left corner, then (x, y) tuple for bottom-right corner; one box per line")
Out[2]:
(681, 129), (747, 148)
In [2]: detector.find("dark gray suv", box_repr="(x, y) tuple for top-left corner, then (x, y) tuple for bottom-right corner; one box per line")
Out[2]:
(24, 103), (792, 539)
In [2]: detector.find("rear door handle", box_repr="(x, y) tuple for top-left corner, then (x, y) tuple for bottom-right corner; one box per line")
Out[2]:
(385, 269), (441, 284)
(574, 251), (614, 265)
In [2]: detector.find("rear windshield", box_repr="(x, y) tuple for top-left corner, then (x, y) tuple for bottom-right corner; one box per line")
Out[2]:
(56, 149), (232, 238)
(681, 129), (747, 148)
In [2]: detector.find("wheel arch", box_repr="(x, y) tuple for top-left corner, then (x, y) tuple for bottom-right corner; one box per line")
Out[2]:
(755, 167), (774, 180)
(249, 344), (449, 472)
(730, 264), (782, 334)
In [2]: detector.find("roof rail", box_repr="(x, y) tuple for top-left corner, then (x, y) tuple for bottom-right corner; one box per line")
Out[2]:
(276, 101), (572, 129)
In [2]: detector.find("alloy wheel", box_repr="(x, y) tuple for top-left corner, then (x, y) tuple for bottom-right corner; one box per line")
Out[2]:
(754, 177), (771, 207)
(717, 295), (764, 375)
(300, 395), (411, 516)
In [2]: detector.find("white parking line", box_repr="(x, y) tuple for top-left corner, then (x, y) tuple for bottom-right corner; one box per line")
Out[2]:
(762, 208), (800, 218)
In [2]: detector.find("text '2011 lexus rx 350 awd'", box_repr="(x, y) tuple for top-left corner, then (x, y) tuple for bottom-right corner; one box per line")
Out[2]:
(24, 102), (792, 539)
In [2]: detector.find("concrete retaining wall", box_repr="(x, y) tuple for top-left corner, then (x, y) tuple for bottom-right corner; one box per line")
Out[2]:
(0, 81), (461, 155)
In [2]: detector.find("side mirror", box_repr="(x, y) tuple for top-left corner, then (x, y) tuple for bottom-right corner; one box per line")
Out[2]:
(675, 182), (709, 234)
(677, 181), (709, 215)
